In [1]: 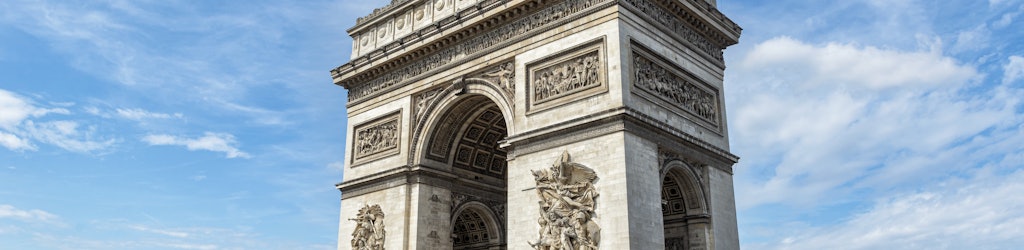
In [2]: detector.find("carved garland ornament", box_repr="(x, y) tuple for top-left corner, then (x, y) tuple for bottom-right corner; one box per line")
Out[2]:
(353, 112), (401, 164)
(530, 151), (600, 250)
(350, 204), (386, 250)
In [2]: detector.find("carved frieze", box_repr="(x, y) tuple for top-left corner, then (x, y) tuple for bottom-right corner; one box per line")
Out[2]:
(353, 112), (401, 165)
(632, 45), (721, 127)
(343, 0), (611, 102)
(350, 204), (386, 250)
(527, 39), (607, 112)
(530, 151), (600, 250)
(620, 0), (728, 62)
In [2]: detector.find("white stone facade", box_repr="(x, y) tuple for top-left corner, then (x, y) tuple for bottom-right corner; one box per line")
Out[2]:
(333, 0), (741, 249)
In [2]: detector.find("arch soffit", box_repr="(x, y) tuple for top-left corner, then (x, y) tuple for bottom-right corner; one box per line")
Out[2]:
(450, 201), (504, 243)
(661, 160), (709, 215)
(411, 79), (515, 165)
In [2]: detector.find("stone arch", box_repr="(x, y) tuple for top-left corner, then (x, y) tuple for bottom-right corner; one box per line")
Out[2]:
(410, 77), (515, 167)
(659, 160), (708, 215)
(451, 201), (504, 250)
(660, 160), (712, 249)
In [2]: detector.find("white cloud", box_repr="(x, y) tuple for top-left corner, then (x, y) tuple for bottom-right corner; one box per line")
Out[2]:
(951, 24), (991, 53)
(1004, 55), (1024, 85)
(0, 131), (34, 151)
(0, 89), (114, 153)
(741, 37), (977, 90)
(127, 225), (190, 238)
(0, 89), (68, 130)
(142, 132), (251, 159)
(327, 161), (344, 171)
(730, 37), (1018, 209)
(0, 204), (59, 223)
(21, 120), (117, 153)
(115, 108), (183, 121)
(754, 170), (1024, 250)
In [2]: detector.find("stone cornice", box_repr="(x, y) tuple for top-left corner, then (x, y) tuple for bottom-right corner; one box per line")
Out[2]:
(349, 0), (420, 34)
(331, 0), (742, 105)
(334, 0), (613, 105)
(503, 107), (739, 167)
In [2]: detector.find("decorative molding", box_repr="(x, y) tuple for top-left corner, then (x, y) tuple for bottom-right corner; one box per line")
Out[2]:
(529, 151), (601, 250)
(352, 112), (402, 165)
(620, 0), (739, 62)
(631, 43), (721, 129)
(338, 0), (612, 103)
(356, 0), (417, 26)
(527, 39), (607, 113)
(350, 204), (386, 250)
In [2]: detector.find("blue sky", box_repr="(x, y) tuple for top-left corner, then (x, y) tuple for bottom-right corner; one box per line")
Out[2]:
(0, 0), (1021, 249)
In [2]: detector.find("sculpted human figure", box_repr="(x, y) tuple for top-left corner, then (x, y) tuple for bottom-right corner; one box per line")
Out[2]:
(350, 204), (385, 250)
(531, 151), (600, 250)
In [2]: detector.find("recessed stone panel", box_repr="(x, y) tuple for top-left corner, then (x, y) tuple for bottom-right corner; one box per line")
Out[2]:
(351, 111), (401, 166)
(526, 38), (608, 113)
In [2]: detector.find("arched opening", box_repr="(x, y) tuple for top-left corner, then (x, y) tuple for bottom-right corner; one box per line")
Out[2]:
(662, 170), (690, 249)
(661, 163), (710, 250)
(451, 204), (503, 250)
(424, 94), (509, 250)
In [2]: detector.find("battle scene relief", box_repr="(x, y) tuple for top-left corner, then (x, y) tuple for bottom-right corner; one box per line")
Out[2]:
(530, 151), (601, 250)
(632, 47), (721, 126)
(528, 40), (607, 112)
(350, 204), (386, 250)
(353, 112), (401, 164)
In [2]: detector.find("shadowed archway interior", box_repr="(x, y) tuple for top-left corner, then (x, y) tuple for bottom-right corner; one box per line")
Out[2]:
(428, 95), (509, 250)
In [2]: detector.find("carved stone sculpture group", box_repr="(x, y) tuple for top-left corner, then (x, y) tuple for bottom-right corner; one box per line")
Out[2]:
(354, 117), (399, 161)
(530, 151), (601, 250)
(533, 51), (602, 103)
(633, 54), (719, 123)
(351, 204), (386, 250)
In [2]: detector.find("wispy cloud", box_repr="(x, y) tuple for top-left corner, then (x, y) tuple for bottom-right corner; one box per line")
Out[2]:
(0, 0), (344, 128)
(142, 132), (251, 159)
(730, 31), (1024, 250)
(1004, 55), (1024, 85)
(753, 169), (1024, 249)
(0, 204), (59, 223)
(127, 224), (190, 238)
(0, 131), (34, 151)
(83, 106), (184, 122)
(0, 89), (116, 153)
(0, 89), (68, 130)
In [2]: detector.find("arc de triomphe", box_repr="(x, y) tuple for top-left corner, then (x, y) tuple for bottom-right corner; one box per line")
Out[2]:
(331, 0), (742, 249)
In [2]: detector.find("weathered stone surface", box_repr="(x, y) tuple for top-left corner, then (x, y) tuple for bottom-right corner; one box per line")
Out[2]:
(332, 0), (742, 249)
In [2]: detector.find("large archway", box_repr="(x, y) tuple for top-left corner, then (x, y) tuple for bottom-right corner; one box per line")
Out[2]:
(423, 94), (509, 250)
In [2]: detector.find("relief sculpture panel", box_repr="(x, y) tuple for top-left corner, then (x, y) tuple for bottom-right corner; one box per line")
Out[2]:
(632, 45), (721, 128)
(353, 112), (401, 165)
(527, 40), (607, 112)
(350, 204), (386, 250)
(530, 151), (600, 250)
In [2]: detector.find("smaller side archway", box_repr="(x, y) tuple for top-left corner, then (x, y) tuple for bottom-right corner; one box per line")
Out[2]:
(660, 160), (711, 249)
(451, 202), (505, 250)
